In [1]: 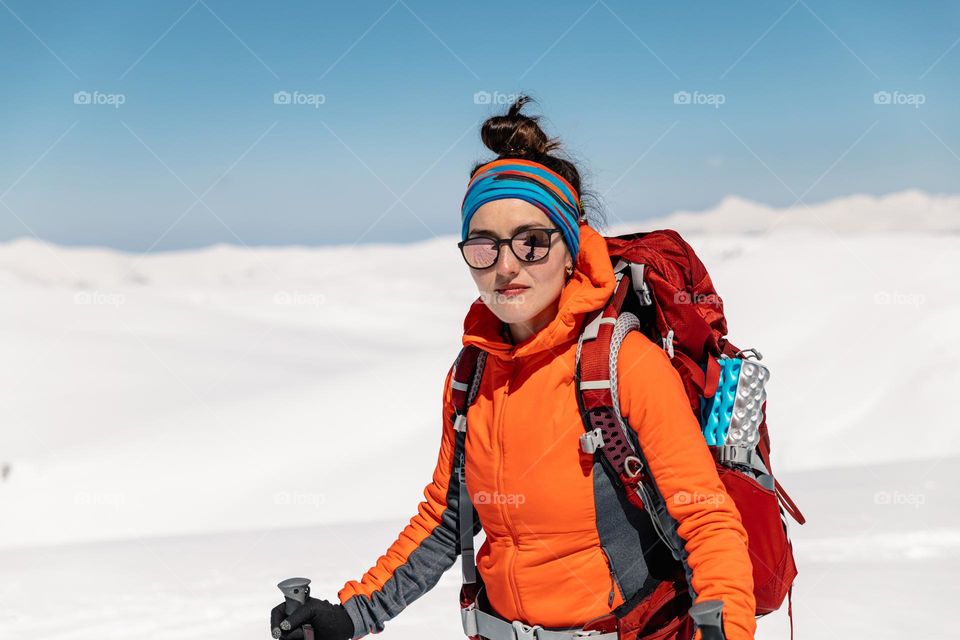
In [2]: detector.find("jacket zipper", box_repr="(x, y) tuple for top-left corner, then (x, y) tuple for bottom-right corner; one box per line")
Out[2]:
(599, 545), (618, 608)
(496, 361), (527, 621)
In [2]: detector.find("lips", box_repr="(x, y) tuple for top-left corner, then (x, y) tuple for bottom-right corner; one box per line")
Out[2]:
(496, 285), (529, 294)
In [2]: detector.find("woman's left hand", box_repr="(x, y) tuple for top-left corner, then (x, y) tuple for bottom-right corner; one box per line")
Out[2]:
(270, 596), (354, 640)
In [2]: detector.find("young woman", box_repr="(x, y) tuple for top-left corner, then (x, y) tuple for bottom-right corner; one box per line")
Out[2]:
(271, 96), (756, 640)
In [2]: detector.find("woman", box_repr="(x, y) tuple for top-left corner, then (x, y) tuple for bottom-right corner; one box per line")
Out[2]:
(271, 96), (756, 640)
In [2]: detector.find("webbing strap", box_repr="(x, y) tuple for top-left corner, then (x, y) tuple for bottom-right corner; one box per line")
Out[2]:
(458, 465), (477, 584)
(788, 584), (794, 640)
(467, 607), (619, 640)
(450, 346), (487, 586)
(775, 477), (807, 525)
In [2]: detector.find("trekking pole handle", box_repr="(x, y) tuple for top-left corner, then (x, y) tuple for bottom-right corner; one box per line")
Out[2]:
(277, 577), (315, 640)
(688, 599), (725, 640)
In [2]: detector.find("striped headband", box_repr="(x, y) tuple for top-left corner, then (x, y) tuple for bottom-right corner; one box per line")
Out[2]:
(460, 158), (582, 260)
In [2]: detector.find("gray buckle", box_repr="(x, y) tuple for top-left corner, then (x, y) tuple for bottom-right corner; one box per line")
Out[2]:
(453, 413), (467, 432)
(630, 263), (652, 306)
(719, 445), (755, 467)
(511, 620), (543, 640)
(579, 428), (605, 454)
(719, 445), (769, 475)
(461, 602), (478, 637)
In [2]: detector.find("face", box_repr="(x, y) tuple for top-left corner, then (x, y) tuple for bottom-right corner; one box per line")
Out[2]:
(463, 199), (573, 338)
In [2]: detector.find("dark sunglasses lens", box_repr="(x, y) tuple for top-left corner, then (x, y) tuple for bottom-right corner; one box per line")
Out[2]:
(461, 238), (498, 268)
(512, 229), (552, 262)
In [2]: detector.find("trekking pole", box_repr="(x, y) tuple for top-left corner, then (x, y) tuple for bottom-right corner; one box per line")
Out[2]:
(688, 599), (725, 640)
(277, 577), (315, 640)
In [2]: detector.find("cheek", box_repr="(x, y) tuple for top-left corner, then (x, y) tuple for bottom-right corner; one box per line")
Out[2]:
(516, 264), (565, 307)
(470, 268), (494, 291)
(526, 255), (566, 288)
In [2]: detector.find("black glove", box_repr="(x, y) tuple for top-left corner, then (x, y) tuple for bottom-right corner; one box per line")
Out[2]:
(270, 596), (354, 640)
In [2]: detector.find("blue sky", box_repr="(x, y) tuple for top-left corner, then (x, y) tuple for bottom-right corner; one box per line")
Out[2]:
(1, 0), (957, 250)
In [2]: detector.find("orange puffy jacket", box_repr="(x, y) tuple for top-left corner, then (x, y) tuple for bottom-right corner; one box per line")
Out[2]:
(339, 223), (756, 640)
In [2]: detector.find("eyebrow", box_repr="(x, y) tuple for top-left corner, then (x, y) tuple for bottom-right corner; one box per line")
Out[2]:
(467, 222), (543, 239)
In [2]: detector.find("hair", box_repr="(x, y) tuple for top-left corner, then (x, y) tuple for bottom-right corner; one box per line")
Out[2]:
(470, 95), (607, 230)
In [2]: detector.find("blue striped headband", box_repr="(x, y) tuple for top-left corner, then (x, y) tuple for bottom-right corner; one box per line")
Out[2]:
(460, 158), (582, 259)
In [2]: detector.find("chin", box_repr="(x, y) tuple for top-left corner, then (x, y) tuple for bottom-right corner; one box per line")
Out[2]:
(487, 291), (545, 325)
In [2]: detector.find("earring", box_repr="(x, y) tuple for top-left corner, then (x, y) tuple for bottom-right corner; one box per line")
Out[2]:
(565, 265), (574, 276)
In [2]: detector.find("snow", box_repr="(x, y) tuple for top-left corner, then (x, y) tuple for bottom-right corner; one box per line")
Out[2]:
(0, 188), (956, 638)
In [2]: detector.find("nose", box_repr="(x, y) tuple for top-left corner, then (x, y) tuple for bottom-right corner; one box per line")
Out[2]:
(494, 242), (521, 277)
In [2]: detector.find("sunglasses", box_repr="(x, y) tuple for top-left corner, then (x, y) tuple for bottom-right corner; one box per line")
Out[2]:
(457, 227), (562, 269)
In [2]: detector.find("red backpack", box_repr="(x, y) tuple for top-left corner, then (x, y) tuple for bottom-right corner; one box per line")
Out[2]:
(451, 229), (806, 640)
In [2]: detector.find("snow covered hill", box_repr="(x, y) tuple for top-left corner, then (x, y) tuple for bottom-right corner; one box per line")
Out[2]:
(0, 188), (956, 551)
(0, 188), (955, 639)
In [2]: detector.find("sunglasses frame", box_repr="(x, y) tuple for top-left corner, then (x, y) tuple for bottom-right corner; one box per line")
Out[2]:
(457, 227), (563, 269)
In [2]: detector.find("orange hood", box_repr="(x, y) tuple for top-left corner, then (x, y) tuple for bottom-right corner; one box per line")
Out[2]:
(461, 222), (616, 362)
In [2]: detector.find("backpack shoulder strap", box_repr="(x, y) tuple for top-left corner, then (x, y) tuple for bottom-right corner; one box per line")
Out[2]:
(450, 345), (485, 426)
(448, 345), (487, 586)
(576, 268), (687, 562)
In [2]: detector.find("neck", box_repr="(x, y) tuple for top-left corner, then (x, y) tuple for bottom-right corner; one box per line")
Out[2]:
(505, 295), (561, 345)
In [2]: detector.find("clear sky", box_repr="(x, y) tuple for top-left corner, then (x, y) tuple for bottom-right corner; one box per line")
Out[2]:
(1, 0), (957, 250)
